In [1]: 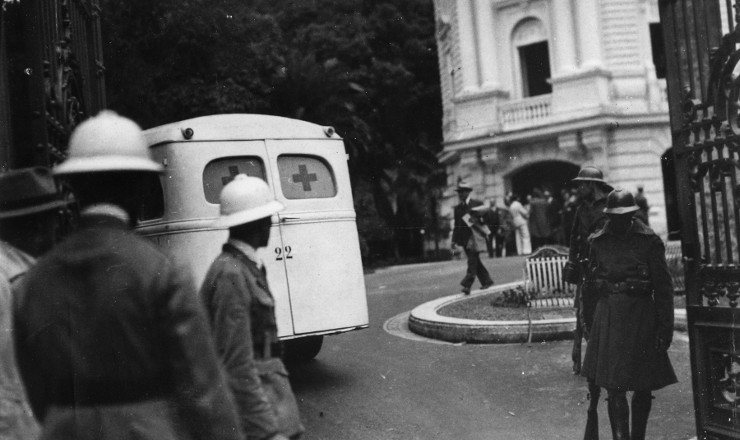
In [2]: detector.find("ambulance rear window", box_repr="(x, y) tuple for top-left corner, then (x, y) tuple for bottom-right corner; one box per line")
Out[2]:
(203, 156), (266, 204)
(277, 155), (337, 199)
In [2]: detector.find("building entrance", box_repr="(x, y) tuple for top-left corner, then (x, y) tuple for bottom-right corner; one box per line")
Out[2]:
(509, 161), (580, 201)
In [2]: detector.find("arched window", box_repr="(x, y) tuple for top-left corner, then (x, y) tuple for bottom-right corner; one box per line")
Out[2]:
(512, 18), (552, 98)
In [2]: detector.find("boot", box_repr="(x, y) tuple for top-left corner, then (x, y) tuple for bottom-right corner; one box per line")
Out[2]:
(606, 391), (630, 440)
(583, 383), (601, 440)
(631, 392), (653, 440)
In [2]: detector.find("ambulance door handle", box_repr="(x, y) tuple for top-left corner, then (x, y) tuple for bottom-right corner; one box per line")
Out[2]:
(280, 217), (299, 223)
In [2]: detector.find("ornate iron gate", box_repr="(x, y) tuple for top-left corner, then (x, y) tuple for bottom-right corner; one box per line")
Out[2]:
(0, 0), (105, 170)
(660, 1), (740, 438)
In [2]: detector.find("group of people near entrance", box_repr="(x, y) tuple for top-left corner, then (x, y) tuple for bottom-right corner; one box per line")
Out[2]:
(452, 167), (676, 440)
(0, 111), (302, 440)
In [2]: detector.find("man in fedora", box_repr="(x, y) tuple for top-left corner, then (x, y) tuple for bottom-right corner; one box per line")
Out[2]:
(451, 181), (494, 295)
(0, 167), (68, 439)
(200, 174), (303, 440)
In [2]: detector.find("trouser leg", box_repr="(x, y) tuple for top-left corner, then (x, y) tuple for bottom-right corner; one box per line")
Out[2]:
(583, 381), (601, 440)
(473, 251), (493, 286)
(572, 288), (582, 374)
(606, 390), (630, 440)
(460, 248), (476, 289)
(495, 235), (504, 257)
(631, 391), (653, 440)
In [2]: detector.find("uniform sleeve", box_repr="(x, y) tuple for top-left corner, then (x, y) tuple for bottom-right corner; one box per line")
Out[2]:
(157, 263), (244, 440)
(647, 237), (675, 345)
(205, 269), (280, 440)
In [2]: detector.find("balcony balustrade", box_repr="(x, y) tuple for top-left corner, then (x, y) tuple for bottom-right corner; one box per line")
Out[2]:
(499, 94), (552, 131)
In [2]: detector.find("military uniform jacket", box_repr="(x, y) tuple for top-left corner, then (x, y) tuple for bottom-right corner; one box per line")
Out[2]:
(14, 212), (242, 440)
(567, 195), (608, 266)
(200, 241), (288, 440)
(581, 219), (678, 391)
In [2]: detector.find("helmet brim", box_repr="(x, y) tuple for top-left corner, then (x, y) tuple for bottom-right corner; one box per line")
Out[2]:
(53, 156), (164, 175)
(212, 200), (285, 228)
(604, 206), (639, 214)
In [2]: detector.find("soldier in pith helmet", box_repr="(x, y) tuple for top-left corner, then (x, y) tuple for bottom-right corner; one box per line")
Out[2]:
(564, 166), (614, 375)
(580, 188), (677, 440)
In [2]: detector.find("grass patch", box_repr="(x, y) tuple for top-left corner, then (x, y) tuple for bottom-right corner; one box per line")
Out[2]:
(438, 291), (575, 321)
(439, 291), (687, 321)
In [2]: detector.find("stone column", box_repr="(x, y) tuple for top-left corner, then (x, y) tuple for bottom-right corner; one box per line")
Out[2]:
(474, 0), (499, 89)
(575, 0), (603, 69)
(457, 0), (480, 92)
(549, 0), (578, 75)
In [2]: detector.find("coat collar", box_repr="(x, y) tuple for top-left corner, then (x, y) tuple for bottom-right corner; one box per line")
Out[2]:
(226, 238), (263, 269)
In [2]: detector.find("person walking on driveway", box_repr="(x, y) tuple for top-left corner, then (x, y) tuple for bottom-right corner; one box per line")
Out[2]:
(200, 174), (304, 440)
(13, 111), (243, 440)
(451, 182), (494, 295)
(581, 188), (677, 440)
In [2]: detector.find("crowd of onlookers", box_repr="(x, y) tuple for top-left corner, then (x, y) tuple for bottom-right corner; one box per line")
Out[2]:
(477, 185), (648, 258)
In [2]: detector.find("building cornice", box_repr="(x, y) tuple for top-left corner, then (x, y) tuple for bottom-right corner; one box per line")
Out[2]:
(440, 112), (670, 152)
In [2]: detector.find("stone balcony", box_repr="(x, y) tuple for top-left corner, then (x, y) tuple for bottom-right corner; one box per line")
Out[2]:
(499, 94), (552, 132)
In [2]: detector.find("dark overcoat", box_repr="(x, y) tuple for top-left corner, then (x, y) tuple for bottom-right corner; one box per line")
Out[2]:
(200, 242), (303, 440)
(14, 212), (242, 440)
(452, 198), (485, 250)
(581, 219), (678, 391)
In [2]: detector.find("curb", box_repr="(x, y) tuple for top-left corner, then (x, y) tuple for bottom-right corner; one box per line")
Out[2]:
(408, 283), (689, 344)
(408, 282), (576, 344)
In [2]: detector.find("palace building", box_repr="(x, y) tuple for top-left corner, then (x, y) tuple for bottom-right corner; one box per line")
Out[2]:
(433, 0), (680, 240)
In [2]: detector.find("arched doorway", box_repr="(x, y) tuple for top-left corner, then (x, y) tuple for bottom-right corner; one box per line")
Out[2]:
(509, 160), (580, 200)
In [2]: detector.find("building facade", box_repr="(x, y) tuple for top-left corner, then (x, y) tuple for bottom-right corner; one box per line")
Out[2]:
(433, 0), (680, 241)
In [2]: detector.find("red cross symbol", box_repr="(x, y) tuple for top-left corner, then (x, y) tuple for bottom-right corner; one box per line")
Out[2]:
(292, 164), (317, 191)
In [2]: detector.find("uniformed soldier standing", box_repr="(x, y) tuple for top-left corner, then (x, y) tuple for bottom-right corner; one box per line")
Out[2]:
(563, 166), (612, 440)
(564, 166), (613, 375)
(13, 111), (243, 440)
(581, 188), (677, 440)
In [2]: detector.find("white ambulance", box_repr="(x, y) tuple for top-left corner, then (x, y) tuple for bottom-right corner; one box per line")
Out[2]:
(137, 114), (369, 361)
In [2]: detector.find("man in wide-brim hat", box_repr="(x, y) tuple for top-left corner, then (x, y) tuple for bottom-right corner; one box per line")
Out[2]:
(0, 166), (68, 439)
(451, 181), (494, 295)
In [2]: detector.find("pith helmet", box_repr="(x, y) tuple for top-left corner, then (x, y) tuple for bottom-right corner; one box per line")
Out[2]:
(54, 110), (163, 175)
(0, 167), (68, 219)
(455, 181), (474, 192)
(572, 166), (613, 190)
(604, 188), (639, 214)
(213, 174), (284, 228)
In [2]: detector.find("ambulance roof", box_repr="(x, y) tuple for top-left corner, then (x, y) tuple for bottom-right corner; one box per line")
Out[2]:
(143, 114), (340, 146)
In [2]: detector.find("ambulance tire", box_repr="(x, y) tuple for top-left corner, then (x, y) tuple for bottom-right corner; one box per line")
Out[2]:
(283, 335), (324, 363)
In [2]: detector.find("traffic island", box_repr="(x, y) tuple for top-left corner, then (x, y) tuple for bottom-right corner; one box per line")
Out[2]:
(408, 282), (577, 344)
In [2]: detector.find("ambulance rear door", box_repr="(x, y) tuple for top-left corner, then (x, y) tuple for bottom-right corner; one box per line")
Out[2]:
(265, 139), (369, 335)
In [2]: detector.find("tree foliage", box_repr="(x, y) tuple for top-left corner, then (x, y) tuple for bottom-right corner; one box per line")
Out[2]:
(100, 0), (444, 263)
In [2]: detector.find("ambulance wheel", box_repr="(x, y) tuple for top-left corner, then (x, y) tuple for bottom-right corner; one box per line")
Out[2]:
(284, 336), (323, 363)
